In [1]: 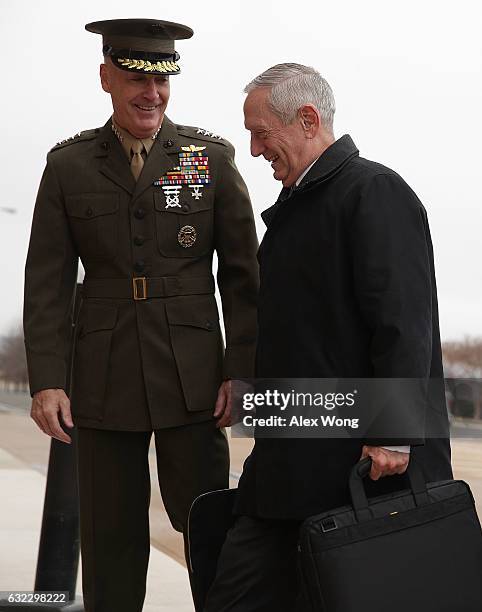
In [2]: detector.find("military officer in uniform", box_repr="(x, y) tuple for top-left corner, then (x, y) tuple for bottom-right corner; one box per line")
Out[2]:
(23, 19), (259, 612)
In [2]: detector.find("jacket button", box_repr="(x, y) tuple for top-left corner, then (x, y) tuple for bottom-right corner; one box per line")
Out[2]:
(181, 203), (190, 212)
(134, 260), (145, 273)
(134, 208), (146, 219)
(85, 207), (93, 217)
(205, 320), (213, 330)
(134, 235), (145, 246)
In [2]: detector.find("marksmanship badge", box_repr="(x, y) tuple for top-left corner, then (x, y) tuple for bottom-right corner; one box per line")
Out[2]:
(162, 185), (182, 208)
(178, 225), (197, 248)
(154, 145), (211, 203)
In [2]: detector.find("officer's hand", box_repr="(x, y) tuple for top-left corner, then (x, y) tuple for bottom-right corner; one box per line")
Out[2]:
(31, 389), (74, 444)
(214, 380), (232, 428)
(361, 445), (409, 480)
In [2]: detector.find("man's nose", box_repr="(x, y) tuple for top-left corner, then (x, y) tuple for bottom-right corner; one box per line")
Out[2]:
(142, 78), (159, 100)
(250, 136), (264, 158)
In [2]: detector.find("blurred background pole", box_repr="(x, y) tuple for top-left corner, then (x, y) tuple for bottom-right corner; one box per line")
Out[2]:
(1, 284), (86, 611)
(33, 284), (83, 604)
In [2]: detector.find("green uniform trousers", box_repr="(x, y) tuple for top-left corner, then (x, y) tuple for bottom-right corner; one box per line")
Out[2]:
(77, 421), (229, 612)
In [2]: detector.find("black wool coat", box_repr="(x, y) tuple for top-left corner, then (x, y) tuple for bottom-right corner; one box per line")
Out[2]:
(235, 134), (453, 520)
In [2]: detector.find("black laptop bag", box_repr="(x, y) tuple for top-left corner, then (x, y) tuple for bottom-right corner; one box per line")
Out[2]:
(188, 488), (237, 612)
(298, 458), (482, 612)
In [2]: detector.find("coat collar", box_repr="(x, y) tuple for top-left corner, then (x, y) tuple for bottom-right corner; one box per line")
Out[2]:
(94, 116), (180, 200)
(297, 134), (359, 189)
(261, 134), (359, 228)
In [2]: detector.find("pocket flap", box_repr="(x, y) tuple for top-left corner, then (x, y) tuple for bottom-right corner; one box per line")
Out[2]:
(81, 303), (118, 336)
(66, 194), (119, 219)
(153, 191), (212, 214)
(166, 299), (219, 330)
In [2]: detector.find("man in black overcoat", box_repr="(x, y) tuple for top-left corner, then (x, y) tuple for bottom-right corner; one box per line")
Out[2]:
(204, 63), (452, 611)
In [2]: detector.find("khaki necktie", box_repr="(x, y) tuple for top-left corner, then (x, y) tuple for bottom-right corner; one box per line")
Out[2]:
(130, 140), (145, 180)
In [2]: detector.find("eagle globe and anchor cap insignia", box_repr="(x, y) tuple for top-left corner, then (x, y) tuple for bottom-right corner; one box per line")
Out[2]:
(178, 225), (197, 248)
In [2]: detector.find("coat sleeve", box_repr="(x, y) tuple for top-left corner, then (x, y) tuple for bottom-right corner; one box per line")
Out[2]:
(214, 144), (259, 379)
(23, 154), (78, 395)
(350, 172), (433, 445)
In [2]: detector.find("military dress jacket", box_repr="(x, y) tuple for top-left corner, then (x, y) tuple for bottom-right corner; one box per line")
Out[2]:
(24, 117), (259, 430)
(234, 134), (452, 520)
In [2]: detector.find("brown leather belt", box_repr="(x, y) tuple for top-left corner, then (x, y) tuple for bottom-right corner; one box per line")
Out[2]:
(83, 276), (215, 300)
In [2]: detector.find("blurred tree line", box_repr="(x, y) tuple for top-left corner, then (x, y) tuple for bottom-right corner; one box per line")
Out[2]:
(0, 325), (28, 390)
(443, 337), (482, 419)
(442, 337), (482, 377)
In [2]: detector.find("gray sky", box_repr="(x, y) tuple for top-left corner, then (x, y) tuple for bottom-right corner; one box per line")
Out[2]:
(1, 0), (481, 340)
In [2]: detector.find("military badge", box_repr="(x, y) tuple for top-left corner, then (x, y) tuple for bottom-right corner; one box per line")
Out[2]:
(162, 185), (182, 209)
(196, 128), (223, 140)
(154, 145), (211, 204)
(178, 225), (197, 248)
(55, 132), (82, 146)
(189, 185), (203, 200)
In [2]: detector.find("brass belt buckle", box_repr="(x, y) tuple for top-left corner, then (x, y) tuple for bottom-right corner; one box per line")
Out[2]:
(133, 277), (147, 300)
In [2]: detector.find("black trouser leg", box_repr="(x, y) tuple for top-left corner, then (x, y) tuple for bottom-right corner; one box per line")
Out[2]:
(204, 516), (302, 612)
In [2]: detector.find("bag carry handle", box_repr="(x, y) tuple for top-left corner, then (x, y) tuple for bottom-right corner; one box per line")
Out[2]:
(349, 457), (430, 523)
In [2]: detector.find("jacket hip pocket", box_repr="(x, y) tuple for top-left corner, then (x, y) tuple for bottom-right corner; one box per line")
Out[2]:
(166, 297), (223, 411)
(71, 302), (118, 421)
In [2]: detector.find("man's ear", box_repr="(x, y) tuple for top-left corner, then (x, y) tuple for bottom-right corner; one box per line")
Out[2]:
(298, 104), (320, 138)
(100, 63), (110, 93)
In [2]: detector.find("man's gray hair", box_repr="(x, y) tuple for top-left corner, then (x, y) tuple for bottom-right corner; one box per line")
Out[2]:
(244, 63), (335, 132)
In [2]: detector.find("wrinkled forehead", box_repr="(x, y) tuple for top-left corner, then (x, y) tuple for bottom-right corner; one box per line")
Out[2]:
(243, 88), (278, 130)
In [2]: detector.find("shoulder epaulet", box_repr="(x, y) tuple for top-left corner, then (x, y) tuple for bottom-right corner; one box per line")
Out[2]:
(49, 128), (99, 152)
(177, 124), (229, 147)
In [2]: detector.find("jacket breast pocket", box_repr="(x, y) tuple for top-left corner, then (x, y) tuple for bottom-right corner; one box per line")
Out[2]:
(65, 193), (119, 262)
(153, 191), (213, 258)
(166, 297), (223, 411)
(71, 302), (118, 421)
